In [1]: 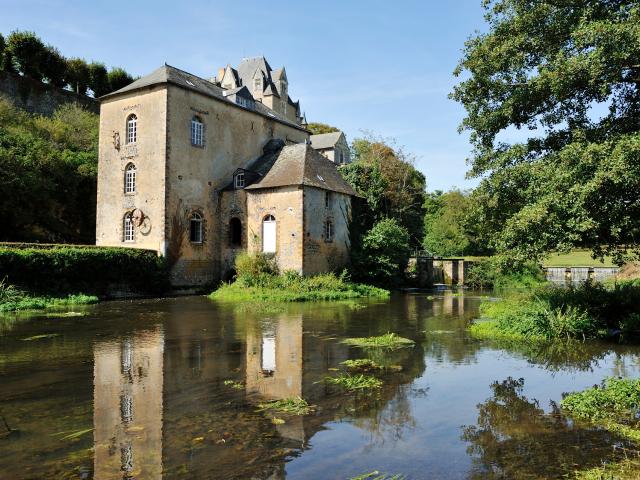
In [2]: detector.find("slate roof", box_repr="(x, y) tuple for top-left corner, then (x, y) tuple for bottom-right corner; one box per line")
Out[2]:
(310, 132), (343, 150)
(245, 142), (358, 196)
(237, 57), (273, 87)
(101, 64), (304, 130)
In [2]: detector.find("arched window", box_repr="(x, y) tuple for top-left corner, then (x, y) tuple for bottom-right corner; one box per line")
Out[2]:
(262, 214), (276, 253)
(126, 114), (137, 144)
(190, 212), (203, 244)
(124, 163), (136, 194)
(123, 213), (135, 242)
(191, 116), (203, 146)
(229, 217), (242, 247)
(324, 219), (334, 243)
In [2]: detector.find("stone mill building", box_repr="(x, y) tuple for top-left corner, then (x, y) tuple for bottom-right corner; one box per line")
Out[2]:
(95, 57), (356, 288)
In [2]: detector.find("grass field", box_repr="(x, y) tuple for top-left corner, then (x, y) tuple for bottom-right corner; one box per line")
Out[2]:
(542, 250), (615, 267)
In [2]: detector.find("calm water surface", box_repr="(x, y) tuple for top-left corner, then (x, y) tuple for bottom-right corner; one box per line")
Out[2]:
(1, 292), (639, 479)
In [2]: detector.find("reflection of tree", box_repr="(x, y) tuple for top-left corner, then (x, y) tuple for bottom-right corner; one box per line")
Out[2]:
(462, 377), (636, 479)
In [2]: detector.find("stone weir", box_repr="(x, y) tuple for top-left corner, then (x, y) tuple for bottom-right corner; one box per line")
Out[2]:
(544, 266), (620, 285)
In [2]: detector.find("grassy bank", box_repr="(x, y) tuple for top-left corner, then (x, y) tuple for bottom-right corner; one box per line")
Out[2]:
(562, 378), (640, 479)
(470, 281), (640, 341)
(212, 271), (388, 302)
(211, 253), (388, 303)
(0, 280), (97, 312)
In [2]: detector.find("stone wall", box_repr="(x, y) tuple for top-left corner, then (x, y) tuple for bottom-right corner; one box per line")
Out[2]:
(0, 70), (98, 116)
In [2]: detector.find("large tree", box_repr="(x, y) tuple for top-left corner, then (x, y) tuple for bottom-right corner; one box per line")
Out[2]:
(307, 122), (340, 135)
(340, 134), (427, 247)
(452, 0), (640, 264)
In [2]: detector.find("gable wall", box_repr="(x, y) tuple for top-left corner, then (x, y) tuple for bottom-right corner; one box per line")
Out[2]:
(96, 86), (168, 252)
(302, 186), (351, 274)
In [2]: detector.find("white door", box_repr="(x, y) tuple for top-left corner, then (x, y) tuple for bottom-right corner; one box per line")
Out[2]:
(263, 216), (276, 253)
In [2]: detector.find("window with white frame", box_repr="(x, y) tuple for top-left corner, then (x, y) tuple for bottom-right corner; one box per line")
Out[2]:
(124, 163), (136, 194)
(190, 212), (203, 243)
(191, 116), (204, 146)
(123, 213), (135, 242)
(235, 172), (245, 189)
(324, 219), (334, 242)
(126, 114), (137, 144)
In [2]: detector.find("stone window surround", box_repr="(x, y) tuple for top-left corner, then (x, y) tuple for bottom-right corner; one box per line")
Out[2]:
(123, 212), (135, 243)
(189, 211), (204, 245)
(124, 162), (137, 195)
(190, 115), (205, 147)
(324, 218), (334, 243)
(126, 113), (137, 145)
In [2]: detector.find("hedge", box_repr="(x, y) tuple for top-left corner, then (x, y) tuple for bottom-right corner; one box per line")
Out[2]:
(0, 244), (169, 296)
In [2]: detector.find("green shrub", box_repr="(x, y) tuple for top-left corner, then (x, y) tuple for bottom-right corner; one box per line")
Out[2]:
(0, 245), (168, 296)
(235, 252), (279, 282)
(351, 218), (411, 286)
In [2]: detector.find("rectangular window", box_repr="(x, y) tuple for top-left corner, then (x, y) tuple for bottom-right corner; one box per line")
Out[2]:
(325, 220), (334, 242)
(191, 119), (204, 146)
(124, 216), (135, 242)
(235, 172), (245, 189)
(325, 191), (332, 208)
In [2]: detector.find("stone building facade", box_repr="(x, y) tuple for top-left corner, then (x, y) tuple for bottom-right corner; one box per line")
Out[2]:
(310, 131), (351, 164)
(96, 60), (356, 288)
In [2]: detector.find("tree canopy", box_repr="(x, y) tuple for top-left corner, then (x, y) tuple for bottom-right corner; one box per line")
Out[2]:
(306, 122), (340, 135)
(1, 30), (135, 97)
(340, 134), (427, 247)
(452, 0), (640, 264)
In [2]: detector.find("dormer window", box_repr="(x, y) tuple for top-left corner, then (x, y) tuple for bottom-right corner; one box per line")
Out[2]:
(235, 172), (245, 189)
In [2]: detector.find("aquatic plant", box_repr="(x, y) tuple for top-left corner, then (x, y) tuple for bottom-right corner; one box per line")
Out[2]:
(349, 471), (406, 480)
(256, 396), (313, 415)
(342, 333), (415, 349)
(325, 373), (383, 391)
(340, 358), (382, 373)
(223, 380), (244, 390)
(561, 378), (640, 422)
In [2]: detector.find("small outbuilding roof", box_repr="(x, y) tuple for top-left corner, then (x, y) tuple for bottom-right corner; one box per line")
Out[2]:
(310, 132), (344, 150)
(245, 143), (358, 196)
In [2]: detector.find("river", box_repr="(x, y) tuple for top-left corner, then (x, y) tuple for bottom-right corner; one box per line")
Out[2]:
(1, 292), (639, 479)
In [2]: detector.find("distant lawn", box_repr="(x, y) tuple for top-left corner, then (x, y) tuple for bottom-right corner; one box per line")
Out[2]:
(542, 250), (615, 267)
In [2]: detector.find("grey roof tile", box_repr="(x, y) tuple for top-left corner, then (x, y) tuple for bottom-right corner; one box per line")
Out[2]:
(310, 132), (343, 150)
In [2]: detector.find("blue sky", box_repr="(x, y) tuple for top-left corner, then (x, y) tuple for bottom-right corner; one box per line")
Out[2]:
(2, 0), (488, 191)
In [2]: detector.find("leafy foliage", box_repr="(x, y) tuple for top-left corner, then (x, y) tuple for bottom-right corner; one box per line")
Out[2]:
(307, 122), (340, 135)
(466, 257), (545, 290)
(0, 97), (98, 242)
(351, 218), (411, 286)
(452, 1), (640, 264)
(423, 189), (489, 256)
(0, 244), (168, 296)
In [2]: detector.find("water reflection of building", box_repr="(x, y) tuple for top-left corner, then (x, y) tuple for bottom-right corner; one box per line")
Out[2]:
(93, 328), (164, 479)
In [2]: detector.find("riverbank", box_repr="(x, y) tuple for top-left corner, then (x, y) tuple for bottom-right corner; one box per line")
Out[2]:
(562, 378), (640, 479)
(470, 281), (640, 341)
(211, 271), (389, 302)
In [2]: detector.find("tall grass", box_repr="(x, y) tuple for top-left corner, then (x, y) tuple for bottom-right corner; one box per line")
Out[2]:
(0, 278), (97, 312)
(211, 253), (389, 302)
(472, 281), (640, 341)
